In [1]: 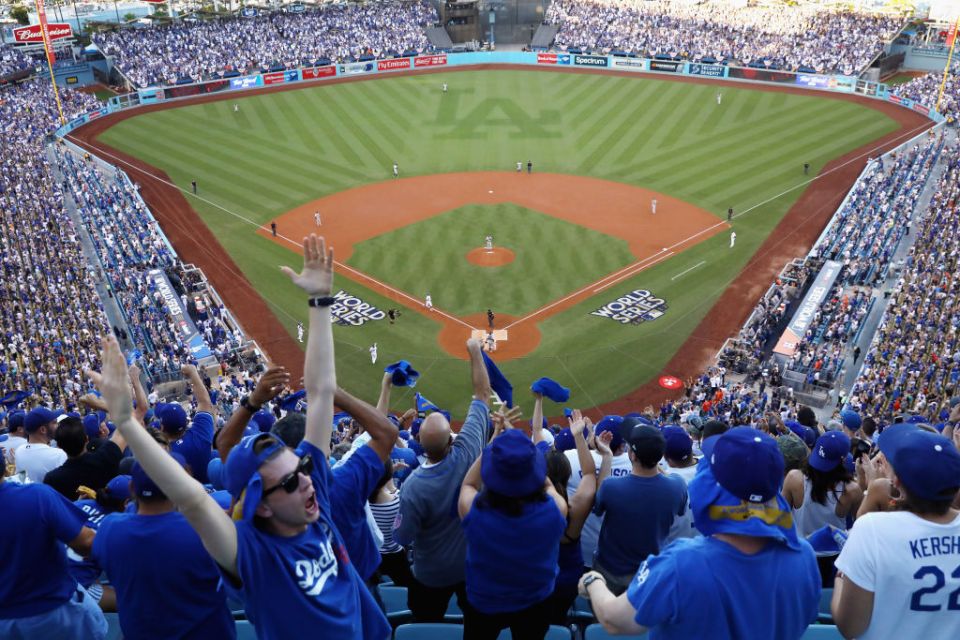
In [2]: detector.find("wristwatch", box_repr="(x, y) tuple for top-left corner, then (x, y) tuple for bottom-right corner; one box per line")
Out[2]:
(582, 573), (606, 596)
(240, 396), (262, 413)
(308, 296), (336, 308)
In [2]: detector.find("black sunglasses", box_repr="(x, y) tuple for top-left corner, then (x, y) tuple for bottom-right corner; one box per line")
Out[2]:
(263, 454), (314, 497)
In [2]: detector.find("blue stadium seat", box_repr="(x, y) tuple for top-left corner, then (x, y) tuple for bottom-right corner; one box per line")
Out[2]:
(379, 585), (412, 624)
(235, 620), (257, 639)
(498, 626), (572, 639)
(584, 623), (645, 639)
(801, 624), (844, 639)
(103, 612), (122, 640)
(395, 623), (464, 639)
(445, 594), (464, 622)
(817, 588), (834, 623)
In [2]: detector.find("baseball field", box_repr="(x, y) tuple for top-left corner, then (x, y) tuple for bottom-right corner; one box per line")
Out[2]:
(75, 67), (924, 415)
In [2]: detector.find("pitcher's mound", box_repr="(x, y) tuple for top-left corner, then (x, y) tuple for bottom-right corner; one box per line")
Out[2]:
(467, 247), (515, 267)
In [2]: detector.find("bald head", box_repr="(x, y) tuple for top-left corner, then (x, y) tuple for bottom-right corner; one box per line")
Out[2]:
(419, 413), (452, 462)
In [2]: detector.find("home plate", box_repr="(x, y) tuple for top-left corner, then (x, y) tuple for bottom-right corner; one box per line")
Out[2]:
(471, 329), (508, 341)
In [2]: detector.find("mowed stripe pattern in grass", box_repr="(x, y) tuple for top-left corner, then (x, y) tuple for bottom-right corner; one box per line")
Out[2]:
(96, 70), (901, 410)
(347, 204), (635, 317)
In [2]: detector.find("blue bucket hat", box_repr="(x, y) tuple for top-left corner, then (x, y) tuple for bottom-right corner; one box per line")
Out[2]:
(384, 360), (419, 387)
(481, 429), (545, 498)
(224, 433), (287, 521)
(878, 423), (960, 500)
(692, 427), (798, 548)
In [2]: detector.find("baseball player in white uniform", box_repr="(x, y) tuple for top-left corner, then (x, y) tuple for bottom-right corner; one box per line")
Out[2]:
(516, 161), (522, 173)
(393, 163), (399, 178)
(234, 104), (239, 112)
(369, 342), (378, 364)
(425, 294), (433, 311)
(442, 83), (448, 93)
(651, 199), (658, 215)
(314, 211), (321, 227)
(716, 91), (722, 105)
(485, 235), (493, 251)
(730, 231), (736, 248)
(296, 322), (304, 343)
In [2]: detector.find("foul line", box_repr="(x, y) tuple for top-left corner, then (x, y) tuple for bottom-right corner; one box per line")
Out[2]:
(671, 261), (706, 281)
(504, 118), (935, 331)
(63, 136), (474, 331)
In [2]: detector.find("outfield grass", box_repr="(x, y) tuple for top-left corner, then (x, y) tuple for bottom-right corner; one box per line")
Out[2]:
(348, 203), (634, 317)
(96, 69), (899, 413)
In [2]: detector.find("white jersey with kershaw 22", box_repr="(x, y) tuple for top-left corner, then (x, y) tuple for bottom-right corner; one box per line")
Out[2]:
(564, 449), (633, 567)
(835, 510), (960, 640)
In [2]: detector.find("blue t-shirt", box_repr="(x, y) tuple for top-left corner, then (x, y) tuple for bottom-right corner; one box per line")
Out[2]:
(0, 483), (87, 618)
(171, 411), (215, 484)
(594, 473), (687, 576)
(463, 495), (566, 614)
(627, 536), (820, 640)
(331, 444), (385, 581)
(92, 510), (235, 640)
(68, 498), (110, 588)
(229, 440), (391, 640)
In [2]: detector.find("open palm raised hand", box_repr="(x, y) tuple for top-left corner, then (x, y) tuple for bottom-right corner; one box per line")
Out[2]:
(280, 234), (334, 297)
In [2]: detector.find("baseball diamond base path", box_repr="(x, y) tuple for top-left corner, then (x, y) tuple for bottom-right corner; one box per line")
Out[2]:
(265, 172), (724, 359)
(67, 65), (932, 415)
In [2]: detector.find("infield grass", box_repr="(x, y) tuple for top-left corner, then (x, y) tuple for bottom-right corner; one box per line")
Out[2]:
(96, 69), (899, 412)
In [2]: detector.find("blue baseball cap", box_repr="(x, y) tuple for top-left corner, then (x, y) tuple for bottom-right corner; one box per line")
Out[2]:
(553, 428), (576, 452)
(224, 433), (288, 521)
(840, 410), (862, 432)
(662, 425), (693, 461)
(132, 453), (186, 499)
(83, 414), (102, 439)
(878, 423), (960, 501)
(594, 416), (624, 451)
(8, 410), (25, 431)
(481, 429), (545, 498)
(251, 410), (276, 433)
(709, 427), (784, 503)
(156, 403), (187, 433)
(808, 431), (850, 472)
(24, 407), (63, 433)
(105, 475), (132, 502)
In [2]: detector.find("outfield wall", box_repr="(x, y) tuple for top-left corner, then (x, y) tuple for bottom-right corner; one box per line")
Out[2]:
(56, 51), (945, 138)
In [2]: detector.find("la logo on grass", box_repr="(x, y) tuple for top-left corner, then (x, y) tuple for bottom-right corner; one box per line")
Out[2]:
(435, 93), (561, 139)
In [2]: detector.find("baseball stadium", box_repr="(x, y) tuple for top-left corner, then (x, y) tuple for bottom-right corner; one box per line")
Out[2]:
(2, 0), (960, 638)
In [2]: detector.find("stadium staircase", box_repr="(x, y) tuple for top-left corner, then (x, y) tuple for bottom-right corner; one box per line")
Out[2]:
(426, 26), (454, 50)
(530, 23), (558, 50)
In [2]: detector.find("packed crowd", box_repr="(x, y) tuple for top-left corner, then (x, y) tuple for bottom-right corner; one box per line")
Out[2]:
(4, 232), (960, 640)
(849, 140), (960, 424)
(545, 0), (904, 75)
(0, 80), (106, 409)
(891, 63), (960, 125)
(55, 151), (246, 379)
(92, 1), (437, 87)
(0, 44), (37, 79)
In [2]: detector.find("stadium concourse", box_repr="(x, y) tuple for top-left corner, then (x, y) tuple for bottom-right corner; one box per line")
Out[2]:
(3, 3), (960, 639)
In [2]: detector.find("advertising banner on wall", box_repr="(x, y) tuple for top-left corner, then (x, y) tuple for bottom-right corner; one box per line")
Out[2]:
(138, 87), (165, 103)
(302, 66), (336, 80)
(728, 67), (795, 83)
(339, 61), (375, 75)
(611, 58), (645, 71)
(229, 75), (263, 89)
(12, 21), (72, 43)
(912, 102), (930, 116)
(795, 74), (832, 89)
(687, 62), (724, 77)
(147, 270), (213, 360)
(414, 54), (447, 67)
(262, 71), (287, 85)
(648, 60), (682, 73)
(378, 58), (411, 71)
(573, 54), (608, 67)
(536, 52), (570, 65)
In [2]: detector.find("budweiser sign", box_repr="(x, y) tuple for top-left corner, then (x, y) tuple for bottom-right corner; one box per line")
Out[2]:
(13, 22), (72, 43)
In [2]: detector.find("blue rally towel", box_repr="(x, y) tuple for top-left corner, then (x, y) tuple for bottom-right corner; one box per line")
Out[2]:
(415, 392), (440, 414)
(531, 377), (570, 403)
(384, 360), (420, 387)
(0, 390), (31, 409)
(279, 389), (306, 412)
(482, 352), (513, 408)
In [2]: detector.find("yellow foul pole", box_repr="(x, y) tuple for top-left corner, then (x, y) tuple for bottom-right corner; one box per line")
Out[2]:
(936, 16), (960, 115)
(34, 0), (66, 126)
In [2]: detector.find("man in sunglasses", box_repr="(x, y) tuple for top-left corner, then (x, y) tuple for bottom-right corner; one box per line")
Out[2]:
(87, 236), (391, 639)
